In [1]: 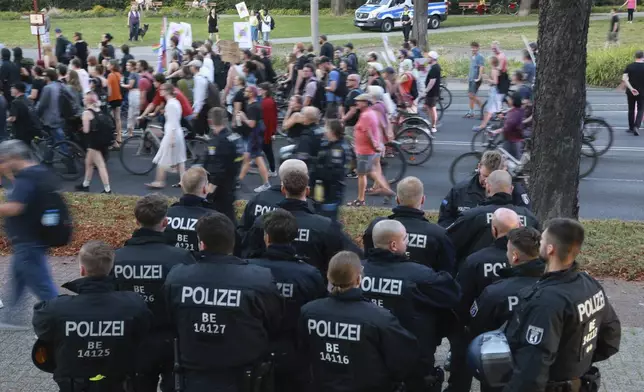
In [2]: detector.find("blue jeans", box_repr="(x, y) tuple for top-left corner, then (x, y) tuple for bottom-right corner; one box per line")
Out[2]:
(251, 26), (258, 42)
(8, 243), (58, 309)
(262, 31), (270, 42)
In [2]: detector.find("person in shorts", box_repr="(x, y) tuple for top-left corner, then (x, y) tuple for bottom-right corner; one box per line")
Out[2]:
(236, 85), (271, 193)
(106, 60), (123, 147)
(424, 51), (441, 133)
(466, 42), (485, 118)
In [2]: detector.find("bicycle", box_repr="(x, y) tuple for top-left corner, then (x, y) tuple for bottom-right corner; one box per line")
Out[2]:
(451, 133), (597, 186)
(490, 0), (519, 15)
(391, 109), (434, 166)
(30, 130), (86, 181)
(119, 122), (209, 175)
(582, 116), (613, 157)
(346, 140), (408, 185)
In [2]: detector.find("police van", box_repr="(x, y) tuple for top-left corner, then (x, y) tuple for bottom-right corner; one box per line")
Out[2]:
(354, 0), (448, 32)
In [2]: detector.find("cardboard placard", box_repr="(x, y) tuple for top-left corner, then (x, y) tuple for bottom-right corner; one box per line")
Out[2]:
(233, 22), (252, 49)
(29, 13), (44, 25)
(235, 2), (249, 18)
(219, 40), (240, 63)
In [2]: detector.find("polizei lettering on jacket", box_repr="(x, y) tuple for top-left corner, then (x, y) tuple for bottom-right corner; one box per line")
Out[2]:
(167, 216), (198, 231)
(113, 264), (163, 280)
(486, 213), (527, 226)
(65, 321), (125, 337)
(254, 204), (276, 217)
(307, 319), (361, 341)
(181, 286), (242, 307)
(360, 276), (403, 296)
(577, 290), (605, 323)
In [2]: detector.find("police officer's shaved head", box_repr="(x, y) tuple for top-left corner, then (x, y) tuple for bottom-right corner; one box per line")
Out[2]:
(279, 159), (308, 178)
(78, 240), (115, 277)
(327, 251), (363, 294)
(507, 226), (541, 264)
(181, 167), (208, 197)
(263, 209), (298, 246)
(396, 176), (425, 208)
(372, 219), (407, 255)
(135, 193), (169, 229)
(485, 170), (513, 196)
(540, 218), (585, 263)
(301, 106), (321, 124)
(491, 208), (522, 239)
(196, 212), (236, 254)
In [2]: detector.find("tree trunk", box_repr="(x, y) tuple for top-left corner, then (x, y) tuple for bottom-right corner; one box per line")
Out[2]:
(331, 0), (346, 16)
(412, 0), (429, 51)
(528, 0), (591, 222)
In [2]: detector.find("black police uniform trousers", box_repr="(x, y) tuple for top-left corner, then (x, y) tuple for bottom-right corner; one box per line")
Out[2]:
(209, 188), (237, 225)
(182, 370), (240, 392)
(402, 24), (412, 42)
(132, 331), (175, 392)
(444, 328), (474, 392)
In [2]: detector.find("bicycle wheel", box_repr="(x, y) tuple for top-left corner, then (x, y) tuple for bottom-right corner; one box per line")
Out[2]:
(395, 126), (433, 166)
(579, 141), (598, 179)
(582, 117), (613, 156)
(449, 151), (482, 186)
(120, 134), (158, 175)
(490, 3), (504, 14)
(437, 96), (445, 121)
(276, 104), (290, 137)
(49, 141), (86, 181)
(401, 116), (432, 130)
(187, 137), (209, 165)
(507, 2), (519, 15)
(440, 85), (453, 110)
(471, 130), (502, 152)
(381, 141), (408, 185)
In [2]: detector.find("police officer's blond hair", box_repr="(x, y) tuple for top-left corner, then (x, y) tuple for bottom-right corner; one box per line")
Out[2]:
(78, 240), (115, 277)
(486, 170), (513, 195)
(372, 219), (406, 250)
(327, 251), (362, 295)
(396, 176), (424, 207)
(480, 150), (504, 171)
(181, 167), (208, 195)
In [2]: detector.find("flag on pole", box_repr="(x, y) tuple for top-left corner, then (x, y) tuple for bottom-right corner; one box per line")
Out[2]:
(156, 17), (167, 73)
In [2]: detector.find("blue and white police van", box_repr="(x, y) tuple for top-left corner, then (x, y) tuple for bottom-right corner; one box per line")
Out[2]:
(354, 0), (448, 32)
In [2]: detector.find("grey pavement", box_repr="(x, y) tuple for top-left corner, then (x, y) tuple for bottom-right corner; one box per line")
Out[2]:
(1, 257), (642, 391)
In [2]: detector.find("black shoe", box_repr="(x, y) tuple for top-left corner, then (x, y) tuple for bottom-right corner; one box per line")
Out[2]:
(75, 184), (90, 192)
(101, 190), (112, 194)
(634, 129), (640, 136)
(627, 128), (634, 133)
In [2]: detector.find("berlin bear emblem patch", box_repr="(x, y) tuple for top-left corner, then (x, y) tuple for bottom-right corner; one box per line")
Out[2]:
(526, 325), (544, 345)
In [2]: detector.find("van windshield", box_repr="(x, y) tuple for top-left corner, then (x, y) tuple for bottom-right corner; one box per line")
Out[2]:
(365, 0), (389, 5)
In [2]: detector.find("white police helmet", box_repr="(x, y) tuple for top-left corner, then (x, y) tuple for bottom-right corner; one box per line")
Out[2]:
(467, 330), (513, 388)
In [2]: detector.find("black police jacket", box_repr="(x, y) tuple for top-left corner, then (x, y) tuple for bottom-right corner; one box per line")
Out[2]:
(241, 198), (363, 275)
(202, 127), (243, 192)
(361, 248), (461, 364)
(446, 192), (540, 265)
(294, 124), (325, 169)
(438, 174), (531, 228)
(503, 263), (621, 392)
(113, 228), (195, 330)
(165, 194), (216, 254)
(163, 252), (284, 371)
(362, 206), (456, 275)
(313, 138), (348, 204)
(237, 184), (316, 238)
(455, 237), (510, 324)
(298, 288), (420, 392)
(32, 276), (152, 381)
(247, 244), (326, 367)
(469, 258), (545, 338)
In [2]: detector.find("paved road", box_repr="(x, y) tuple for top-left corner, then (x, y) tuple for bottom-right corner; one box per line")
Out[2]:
(51, 84), (644, 220)
(1, 257), (643, 392)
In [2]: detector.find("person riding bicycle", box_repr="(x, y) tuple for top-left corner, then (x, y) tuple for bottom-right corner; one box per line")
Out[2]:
(488, 93), (525, 160)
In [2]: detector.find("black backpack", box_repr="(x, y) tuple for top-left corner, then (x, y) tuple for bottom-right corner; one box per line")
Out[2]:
(59, 86), (81, 120)
(91, 109), (116, 147)
(38, 191), (73, 247)
(143, 75), (156, 104)
(410, 75), (419, 100)
(269, 16), (275, 30)
(347, 53), (359, 74)
(310, 79), (327, 111)
(334, 70), (349, 102)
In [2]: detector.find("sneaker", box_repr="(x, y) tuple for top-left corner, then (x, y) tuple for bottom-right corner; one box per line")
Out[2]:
(75, 184), (90, 192)
(431, 127), (438, 133)
(346, 171), (358, 179)
(235, 183), (242, 190)
(472, 125), (483, 132)
(254, 183), (272, 193)
(101, 190), (112, 194)
(634, 128), (640, 136)
(269, 170), (277, 177)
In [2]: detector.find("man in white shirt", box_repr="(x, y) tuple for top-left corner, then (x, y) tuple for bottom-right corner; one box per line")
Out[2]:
(261, 9), (273, 43)
(70, 58), (90, 94)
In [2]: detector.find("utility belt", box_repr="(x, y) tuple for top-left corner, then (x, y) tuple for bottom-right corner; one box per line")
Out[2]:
(56, 376), (130, 392)
(545, 367), (601, 392)
(173, 338), (275, 392)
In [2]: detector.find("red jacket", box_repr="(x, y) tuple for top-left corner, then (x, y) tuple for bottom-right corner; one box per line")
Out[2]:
(261, 96), (278, 143)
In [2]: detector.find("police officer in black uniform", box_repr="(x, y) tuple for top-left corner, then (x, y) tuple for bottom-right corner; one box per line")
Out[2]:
(202, 107), (244, 224)
(469, 226), (545, 340)
(438, 150), (531, 228)
(311, 119), (348, 221)
(298, 250), (421, 392)
(163, 212), (284, 392)
(247, 208), (326, 392)
(32, 241), (152, 392)
(447, 208), (522, 392)
(242, 159), (362, 275)
(165, 167), (217, 255)
(112, 193), (195, 392)
(447, 170), (539, 266)
(503, 218), (621, 392)
(363, 176), (456, 274)
(361, 219), (461, 392)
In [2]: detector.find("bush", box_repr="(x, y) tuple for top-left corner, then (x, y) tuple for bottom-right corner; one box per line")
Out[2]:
(587, 46), (636, 87)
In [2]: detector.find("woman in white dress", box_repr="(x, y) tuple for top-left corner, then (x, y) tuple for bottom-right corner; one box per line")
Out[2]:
(146, 83), (187, 189)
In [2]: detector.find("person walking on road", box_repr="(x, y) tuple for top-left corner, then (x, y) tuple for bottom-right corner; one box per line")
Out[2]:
(466, 42), (485, 118)
(623, 50), (644, 136)
(622, 0), (637, 23)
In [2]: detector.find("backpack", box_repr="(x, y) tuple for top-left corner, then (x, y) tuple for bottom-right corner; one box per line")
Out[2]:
(334, 70), (349, 102)
(347, 53), (359, 74)
(38, 191), (73, 247)
(213, 55), (229, 90)
(59, 85), (81, 120)
(143, 75), (156, 104)
(310, 79), (327, 111)
(407, 73), (419, 100)
(65, 42), (76, 60)
(91, 109), (116, 147)
(269, 16), (275, 30)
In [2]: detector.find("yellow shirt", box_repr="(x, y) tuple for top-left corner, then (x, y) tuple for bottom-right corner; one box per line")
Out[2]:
(249, 15), (258, 26)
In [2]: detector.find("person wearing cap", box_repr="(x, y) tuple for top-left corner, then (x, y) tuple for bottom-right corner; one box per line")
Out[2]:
(54, 28), (72, 65)
(401, 5), (412, 42)
(346, 93), (394, 207)
(319, 35), (334, 59)
(424, 50), (441, 133)
(343, 43), (359, 75)
(319, 56), (343, 118)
